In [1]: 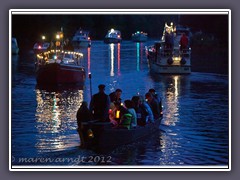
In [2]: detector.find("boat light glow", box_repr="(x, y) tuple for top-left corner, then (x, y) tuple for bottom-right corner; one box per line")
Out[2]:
(38, 45), (42, 49)
(87, 129), (94, 138)
(116, 110), (120, 118)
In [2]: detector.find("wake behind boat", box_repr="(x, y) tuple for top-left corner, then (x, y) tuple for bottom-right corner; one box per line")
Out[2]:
(146, 23), (192, 74)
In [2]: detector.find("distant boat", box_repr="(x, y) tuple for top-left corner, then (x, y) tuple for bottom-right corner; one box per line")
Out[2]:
(131, 31), (148, 42)
(71, 29), (91, 48)
(145, 22), (192, 74)
(35, 50), (86, 85)
(33, 41), (51, 54)
(12, 38), (19, 55)
(104, 29), (122, 44)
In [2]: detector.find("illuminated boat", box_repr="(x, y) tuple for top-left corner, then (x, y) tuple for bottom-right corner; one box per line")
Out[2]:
(145, 23), (192, 74)
(104, 29), (122, 44)
(12, 38), (19, 55)
(35, 50), (86, 85)
(71, 29), (91, 48)
(131, 31), (148, 42)
(78, 117), (162, 153)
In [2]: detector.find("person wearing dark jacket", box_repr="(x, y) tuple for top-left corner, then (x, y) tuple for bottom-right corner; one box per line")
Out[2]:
(145, 92), (160, 119)
(109, 89), (122, 104)
(76, 101), (93, 147)
(180, 33), (189, 51)
(89, 84), (110, 121)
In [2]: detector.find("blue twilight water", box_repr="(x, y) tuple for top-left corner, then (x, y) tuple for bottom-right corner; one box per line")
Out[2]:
(11, 41), (229, 167)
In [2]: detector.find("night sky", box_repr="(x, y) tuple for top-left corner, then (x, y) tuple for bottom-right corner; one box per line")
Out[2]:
(11, 14), (229, 49)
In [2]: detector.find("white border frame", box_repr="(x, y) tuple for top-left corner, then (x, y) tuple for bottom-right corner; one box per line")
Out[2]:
(9, 9), (231, 171)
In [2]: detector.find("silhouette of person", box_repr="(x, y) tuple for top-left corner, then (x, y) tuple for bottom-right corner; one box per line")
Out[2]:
(89, 84), (110, 121)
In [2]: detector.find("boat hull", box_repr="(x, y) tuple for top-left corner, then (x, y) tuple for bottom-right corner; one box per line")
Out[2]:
(36, 63), (86, 85)
(146, 44), (191, 74)
(79, 118), (162, 152)
(148, 59), (191, 74)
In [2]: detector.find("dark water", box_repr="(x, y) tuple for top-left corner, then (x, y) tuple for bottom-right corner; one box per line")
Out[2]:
(11, 41), (229, 167)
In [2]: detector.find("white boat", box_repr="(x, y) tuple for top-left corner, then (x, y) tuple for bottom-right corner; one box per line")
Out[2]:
(12, 38), (19, 55)
(104, 29), (122, 44)
(71, 29), (91, 48)
(132, 31), (148, 42)
(146, 23), (191, 74)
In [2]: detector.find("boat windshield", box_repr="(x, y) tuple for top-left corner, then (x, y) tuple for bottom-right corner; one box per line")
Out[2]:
(64, 53), (74, 59)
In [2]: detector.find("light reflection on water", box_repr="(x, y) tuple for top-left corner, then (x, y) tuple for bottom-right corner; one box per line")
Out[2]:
(34, 87), (84, 152)
(11, 41), (229, 166)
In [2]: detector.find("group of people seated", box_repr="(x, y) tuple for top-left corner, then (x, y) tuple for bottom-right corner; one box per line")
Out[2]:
(76, 84), (163, 130)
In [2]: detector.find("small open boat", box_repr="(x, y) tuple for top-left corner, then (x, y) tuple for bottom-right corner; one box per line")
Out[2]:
(78, 117), (162, 153)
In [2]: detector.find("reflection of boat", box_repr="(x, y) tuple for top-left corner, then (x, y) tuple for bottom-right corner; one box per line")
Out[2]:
(108, 43), (121, 76)
(35, 86), (84, 152)
(35, 50), (86, 85)
(79, 117), (162, 153)
(146, 23), (191, 74)
(71, 29), (91, 48)
(12, 38), (19, 54)
(131, 31), (148, 42)
(104, 29), (122, 44)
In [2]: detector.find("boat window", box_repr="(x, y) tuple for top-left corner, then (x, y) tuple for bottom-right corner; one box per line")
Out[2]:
(64, 54), (73, 59)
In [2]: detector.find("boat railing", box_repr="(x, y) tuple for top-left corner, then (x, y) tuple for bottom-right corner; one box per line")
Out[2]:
(180, 48), (191, 58)
(36, 50), (84, 66)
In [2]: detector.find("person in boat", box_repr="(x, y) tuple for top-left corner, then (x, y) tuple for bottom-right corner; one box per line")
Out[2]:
(76, 101), (93, 147)
(165, 31), (174, 51)
(132, 96), (149, 126)
(179, 33), (189, 51)
(89, 84), (110, 122)
(148, 88), (163, 117)
(124, 99), (137, 128)
(110, 101), (132, 129)
(145, 92), (160, 120)
(139, 95), (154, 123)
(109, 89), (122, 104)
